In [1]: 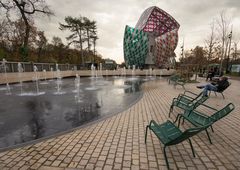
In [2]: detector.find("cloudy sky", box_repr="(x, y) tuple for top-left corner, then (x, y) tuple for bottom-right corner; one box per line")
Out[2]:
(35, 0), (240, 64)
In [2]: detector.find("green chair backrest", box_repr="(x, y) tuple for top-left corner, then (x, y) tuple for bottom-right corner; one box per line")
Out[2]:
(192, 95), (209, 108)
(170, 74), (180, 81)
(209, 103), (235, 122)
(182, 94), (208, 112)
(166, 124), (209, 146)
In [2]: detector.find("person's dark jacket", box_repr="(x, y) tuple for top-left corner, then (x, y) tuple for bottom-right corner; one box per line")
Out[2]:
(216, 79), (229, 92)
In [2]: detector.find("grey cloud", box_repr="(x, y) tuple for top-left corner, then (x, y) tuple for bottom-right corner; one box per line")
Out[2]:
(27, 0), (240, 63)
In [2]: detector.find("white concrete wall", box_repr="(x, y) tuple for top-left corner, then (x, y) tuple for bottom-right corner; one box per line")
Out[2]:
(0, 69), (175, 84)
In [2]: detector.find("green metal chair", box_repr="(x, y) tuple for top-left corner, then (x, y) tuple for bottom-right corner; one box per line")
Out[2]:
(168, 74), (186, 90)
(174, 78), (186, 90)
(145, 120), (210, 169)
(176, 103), (235, 144)
(173, 91), (202, 104)
(169, 91), (209, 118)
(168, 74), (180, 84)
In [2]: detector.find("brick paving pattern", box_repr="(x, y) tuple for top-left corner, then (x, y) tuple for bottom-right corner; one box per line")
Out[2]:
(0, 78), (240, 170)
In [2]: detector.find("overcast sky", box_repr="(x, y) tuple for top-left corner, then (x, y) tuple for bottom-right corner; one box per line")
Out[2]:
(35, 0), (240, 64)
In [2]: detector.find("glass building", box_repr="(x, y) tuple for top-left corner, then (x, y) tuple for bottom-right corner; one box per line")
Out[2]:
(123, 6), (180, 68)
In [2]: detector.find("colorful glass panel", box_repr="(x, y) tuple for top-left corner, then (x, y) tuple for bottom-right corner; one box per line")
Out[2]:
(124, 6), (180, 67)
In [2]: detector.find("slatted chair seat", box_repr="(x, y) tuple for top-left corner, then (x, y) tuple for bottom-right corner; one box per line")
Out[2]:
(148, 120), (182, 144)
(145, 120), (210, 169)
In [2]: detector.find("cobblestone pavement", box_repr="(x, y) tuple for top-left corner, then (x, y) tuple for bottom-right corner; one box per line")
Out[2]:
(0, 78), (240, 170)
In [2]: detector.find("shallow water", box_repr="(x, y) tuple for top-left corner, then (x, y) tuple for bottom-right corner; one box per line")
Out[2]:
(0, 76), (147, 149)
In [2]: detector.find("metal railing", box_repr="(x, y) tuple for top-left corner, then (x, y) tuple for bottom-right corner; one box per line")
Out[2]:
(0, 61), (80, 73)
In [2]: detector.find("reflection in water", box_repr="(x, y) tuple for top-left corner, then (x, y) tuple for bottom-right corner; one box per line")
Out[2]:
(64, 104), (100, 127)
(26, 100), (48, 139)
(124, 79), (142, 93)
(0, 77), (145, 149)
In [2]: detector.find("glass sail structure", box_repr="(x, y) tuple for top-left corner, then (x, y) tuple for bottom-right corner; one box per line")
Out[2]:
(123, 6), (180, 68)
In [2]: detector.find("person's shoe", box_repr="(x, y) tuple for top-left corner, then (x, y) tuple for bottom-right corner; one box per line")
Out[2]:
(196, 86), (203, 89)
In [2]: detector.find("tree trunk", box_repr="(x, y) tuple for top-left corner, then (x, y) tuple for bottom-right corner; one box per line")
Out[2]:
(79, 28), (84, 66)
(87, 29), (90, 52)
(93, 38), (96, 63)
(22, 22), (30, 61)
(13, 0), (30, 61)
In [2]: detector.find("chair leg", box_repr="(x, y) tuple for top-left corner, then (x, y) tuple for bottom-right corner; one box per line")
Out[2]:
(214, 91), (217, 96)
(221, 93), (225, 99)
(182, 118), (185, 125)
(188, 139), (195, 157)
(145, 125), (149, 144)
(177, 116), (183, 127)
(210, 125), (214, 133)
(174, 83), (176, 89)
(168, 105), (174, 117)
(173, 114), (180, 124)
(205, 129), (212, 144)
(163, 146), (170, 170)
(182, 84), (185, 90)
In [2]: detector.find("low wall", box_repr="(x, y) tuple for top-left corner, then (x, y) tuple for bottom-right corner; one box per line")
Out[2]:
(0, 69), (175, 84)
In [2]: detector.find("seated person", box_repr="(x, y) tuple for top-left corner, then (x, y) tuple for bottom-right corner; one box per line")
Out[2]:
(197, 76), (229, 97)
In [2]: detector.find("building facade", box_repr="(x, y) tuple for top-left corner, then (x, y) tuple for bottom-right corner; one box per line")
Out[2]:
(123, 6), (180, 68)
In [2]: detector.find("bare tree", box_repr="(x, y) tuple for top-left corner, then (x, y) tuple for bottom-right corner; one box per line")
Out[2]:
(205, 20), (218, 62)
(0, 0), (53, 61)
(36, 31), (47, 62)
(216, 11), (232, 73)
(0, 18), (38, 60)
(231, 30), (240, 62)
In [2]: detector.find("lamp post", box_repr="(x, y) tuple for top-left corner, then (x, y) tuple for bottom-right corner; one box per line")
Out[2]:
(180, 39), (184, 65)
(226, 30), (232, 74)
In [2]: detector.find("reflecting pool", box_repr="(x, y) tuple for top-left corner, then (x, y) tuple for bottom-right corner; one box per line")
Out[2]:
(0, 76), (146, 149)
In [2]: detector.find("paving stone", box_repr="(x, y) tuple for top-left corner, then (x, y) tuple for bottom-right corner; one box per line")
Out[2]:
(19, 165), (31, 170)
(78, 159), (88, 166)
(30, 162), (42, 169)
(113, 163), (122, 170)
(103, 165), (113, 170)
(39, 166), (64, 170)
(51, 160), (61, 167)
(68, 161), (78, 168)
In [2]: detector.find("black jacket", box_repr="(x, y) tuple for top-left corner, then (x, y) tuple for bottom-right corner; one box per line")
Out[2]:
(216, 80), (229, 92)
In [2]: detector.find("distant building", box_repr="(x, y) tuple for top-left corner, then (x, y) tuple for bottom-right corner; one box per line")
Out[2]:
(123, 6), (180, 68)
(103, 59), (117, 70)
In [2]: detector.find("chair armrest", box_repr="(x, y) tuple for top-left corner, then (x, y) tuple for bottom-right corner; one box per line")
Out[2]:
(190, 110), (209, 118)
(183, 91), (198, 96)
(199, 103), (218, 111)
(177, 94), (195, 103)
(172, 97), (178, 103)
(179, 94), (194, 100)
(149, 120), (157, 127)
(185, 110), (216, 123)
